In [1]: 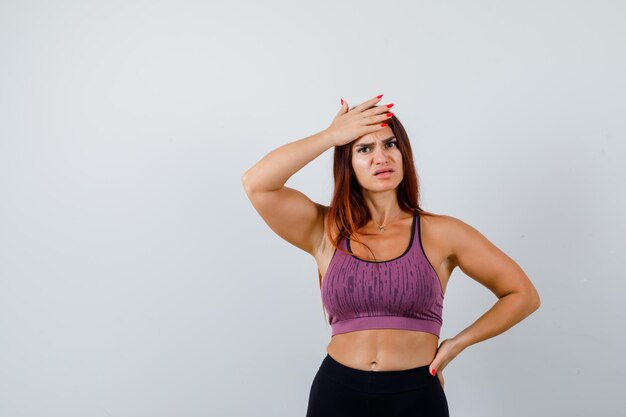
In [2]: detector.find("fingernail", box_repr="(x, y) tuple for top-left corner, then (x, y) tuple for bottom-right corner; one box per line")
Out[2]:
(376, 94), (383, 99)
(380, 123), (387, 127)
(386, 103), (394, 109)
(431, 368), (436, 376)
(387, 112), (393, 117)
(341, 98), (344, 105)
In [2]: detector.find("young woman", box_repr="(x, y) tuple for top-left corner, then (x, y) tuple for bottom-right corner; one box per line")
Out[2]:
(241, 94), (541, 417)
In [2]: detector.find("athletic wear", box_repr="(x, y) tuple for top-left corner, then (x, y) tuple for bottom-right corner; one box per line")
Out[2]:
(321, 209), (444, 337)
(305, 353), (450, 417)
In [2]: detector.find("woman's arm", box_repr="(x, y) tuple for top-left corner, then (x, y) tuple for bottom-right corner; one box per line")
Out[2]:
(242, 130), (335, 193)
(241, 130), (336, 255)
(446, 215), (541, 352)
(241, 96), (391, 256)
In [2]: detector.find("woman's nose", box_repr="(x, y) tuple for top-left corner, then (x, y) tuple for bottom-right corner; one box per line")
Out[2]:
(373, 146), (389, 161)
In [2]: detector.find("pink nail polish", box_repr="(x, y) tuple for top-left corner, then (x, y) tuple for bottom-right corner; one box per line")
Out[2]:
(341, 98), (344, 105)
(376, 94), (383, 99)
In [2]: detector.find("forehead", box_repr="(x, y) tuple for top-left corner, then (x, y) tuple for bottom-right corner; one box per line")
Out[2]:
(352, 126), (395, 146)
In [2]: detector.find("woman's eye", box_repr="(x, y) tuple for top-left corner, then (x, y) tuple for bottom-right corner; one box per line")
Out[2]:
(357, 142), (396, 153)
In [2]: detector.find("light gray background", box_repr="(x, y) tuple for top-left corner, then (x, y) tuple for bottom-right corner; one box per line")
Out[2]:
(1, 1), (624, 416)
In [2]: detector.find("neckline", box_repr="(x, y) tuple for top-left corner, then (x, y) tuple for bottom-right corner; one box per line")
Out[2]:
(346, 209), (417, 264)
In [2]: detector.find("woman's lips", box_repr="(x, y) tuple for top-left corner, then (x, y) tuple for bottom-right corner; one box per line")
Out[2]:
(375, 171), (393, 178)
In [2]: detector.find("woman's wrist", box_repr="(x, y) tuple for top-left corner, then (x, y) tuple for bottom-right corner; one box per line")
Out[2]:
(317, 128), (339, 148)
(449, 333), (469, 354)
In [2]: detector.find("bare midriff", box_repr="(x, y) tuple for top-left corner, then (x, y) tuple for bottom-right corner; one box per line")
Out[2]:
(326, 328), (439, 371)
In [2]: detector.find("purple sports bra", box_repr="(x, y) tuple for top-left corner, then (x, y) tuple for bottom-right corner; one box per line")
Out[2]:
(321, 208), (445, 337)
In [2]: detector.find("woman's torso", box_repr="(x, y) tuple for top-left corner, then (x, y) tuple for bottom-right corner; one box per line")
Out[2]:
(315, 209), (455, 371)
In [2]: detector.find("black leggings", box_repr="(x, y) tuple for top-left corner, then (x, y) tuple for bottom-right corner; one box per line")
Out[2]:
(306, 354), (449, 417)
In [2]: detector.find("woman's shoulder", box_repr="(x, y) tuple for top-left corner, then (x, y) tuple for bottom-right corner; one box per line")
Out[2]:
(418, 210), (472, 241)
(419, 211), (489, 257)
(418, 211), (472, 271)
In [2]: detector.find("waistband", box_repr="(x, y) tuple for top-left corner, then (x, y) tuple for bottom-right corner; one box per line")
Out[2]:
(318, 354), (437, 394)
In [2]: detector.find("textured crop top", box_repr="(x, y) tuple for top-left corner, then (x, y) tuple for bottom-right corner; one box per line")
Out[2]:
(321, 209), (444, 337)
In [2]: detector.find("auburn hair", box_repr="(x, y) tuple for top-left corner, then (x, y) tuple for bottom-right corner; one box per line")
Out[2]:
(318, 108), (436, 322)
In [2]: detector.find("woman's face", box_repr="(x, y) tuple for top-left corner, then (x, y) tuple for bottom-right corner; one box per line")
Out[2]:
(350, 126), (403, 192)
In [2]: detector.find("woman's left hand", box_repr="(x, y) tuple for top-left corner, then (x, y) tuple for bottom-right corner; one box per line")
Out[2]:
(429, 337), (465, 389)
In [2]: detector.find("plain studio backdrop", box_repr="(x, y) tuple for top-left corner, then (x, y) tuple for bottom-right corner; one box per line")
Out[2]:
(1, 1), (624, 416)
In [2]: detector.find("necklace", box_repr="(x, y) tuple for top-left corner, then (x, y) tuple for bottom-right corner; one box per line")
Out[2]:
(373, 215), (403, 233)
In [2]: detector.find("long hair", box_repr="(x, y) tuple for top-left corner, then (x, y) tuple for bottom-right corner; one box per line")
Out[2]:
(318, 108), (436, 321)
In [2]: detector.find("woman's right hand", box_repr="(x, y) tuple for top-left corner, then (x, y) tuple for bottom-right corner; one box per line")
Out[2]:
(324, 95), (394, 147)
